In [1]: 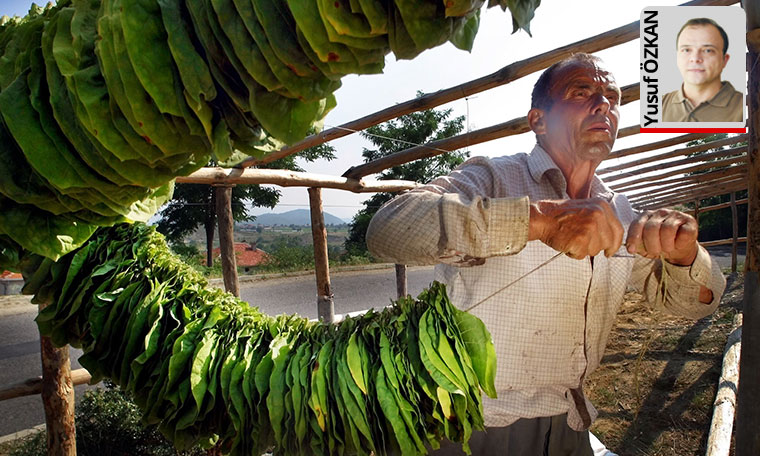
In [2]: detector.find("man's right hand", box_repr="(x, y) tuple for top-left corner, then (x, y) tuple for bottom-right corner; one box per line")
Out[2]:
(528, 199), (624, 259)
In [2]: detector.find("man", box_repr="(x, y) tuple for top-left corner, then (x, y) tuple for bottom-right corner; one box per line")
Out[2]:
(366, 53), (726, 455)
(662, 18), (743, 122)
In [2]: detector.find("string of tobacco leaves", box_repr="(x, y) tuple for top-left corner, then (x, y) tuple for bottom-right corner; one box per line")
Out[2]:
(20, 222), (497, 456)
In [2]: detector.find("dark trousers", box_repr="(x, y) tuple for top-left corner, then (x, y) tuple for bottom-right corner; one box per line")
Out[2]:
(430, 414), (594, 456)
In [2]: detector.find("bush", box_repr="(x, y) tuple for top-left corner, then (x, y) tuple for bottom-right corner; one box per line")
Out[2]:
(7, 382), (205, 456)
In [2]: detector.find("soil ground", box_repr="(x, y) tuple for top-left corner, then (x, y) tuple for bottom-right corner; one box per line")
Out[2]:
(586, 272), (744, 456)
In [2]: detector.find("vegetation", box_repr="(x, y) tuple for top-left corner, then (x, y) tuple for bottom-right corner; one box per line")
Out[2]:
(156, 139), (336, 267)
(345, 94), (469, 255)
(682, 133), (748, 242)
(5, 382), (205, 456)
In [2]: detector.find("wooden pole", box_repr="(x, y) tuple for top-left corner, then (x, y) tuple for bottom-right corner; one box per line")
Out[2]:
(732, 193), (739, 273)
(38, 298), (76, 456)
(0, 369), (91, 402)
(694, 199), (700, 225)
(215, 185), (239, 297)
(308, 188), (334, 323)
(177, 168), (419, 193)
(395, 264), (407, 299)
(706, 314), (742, 456)
(736, 4), (760, 453)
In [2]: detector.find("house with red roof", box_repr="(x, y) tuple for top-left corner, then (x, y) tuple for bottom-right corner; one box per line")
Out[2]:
(208, 241), (269, 272)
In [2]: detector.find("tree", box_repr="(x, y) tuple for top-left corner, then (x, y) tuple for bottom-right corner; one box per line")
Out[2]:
(156, 141), (336, 266)
(682, 134), (748, 241)
(345, 95), (468, 255)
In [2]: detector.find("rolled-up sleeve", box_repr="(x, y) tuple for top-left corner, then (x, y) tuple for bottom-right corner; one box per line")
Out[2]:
(366, 159), (531, 266)
(631, 244), (726, 319)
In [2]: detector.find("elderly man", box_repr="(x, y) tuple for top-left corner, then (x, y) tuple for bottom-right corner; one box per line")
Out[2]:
(366, 53), (726, 455)
(662, 18), (743, 122)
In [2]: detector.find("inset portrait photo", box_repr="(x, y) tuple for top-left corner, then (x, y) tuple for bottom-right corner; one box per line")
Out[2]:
(640, 6), (746, 132)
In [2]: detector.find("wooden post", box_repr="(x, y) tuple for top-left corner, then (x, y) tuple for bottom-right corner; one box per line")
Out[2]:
(308, 188), (334, 322)
(706, 314), (742, 456)
(694, 199), (700, 223)
(732, 193), (739, 273)
(395, 264), (407, 299)
(214, 185), (239, 297)
(38, 298), (76, 456)
(737, 5), (760, 454)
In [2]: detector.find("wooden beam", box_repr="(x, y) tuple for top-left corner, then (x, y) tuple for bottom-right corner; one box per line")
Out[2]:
(308, 188), (334, 323)
(343, 84), (642, 179)
(38, 296), (76, 456)
(628, 174), (747, 205)
(627, 172), (747, 203)
(737, 4), (760, 453)
(606, 133), (709, 161)
(177, 168), (419, 193)
(635, 180), (748, 210)
(700, 238), (747, 248)
(634, 180), (747, 212)
(604, 155), (747, 189)
(696, 198), (749, 214)
(615, 165), (746, 194)
(599, 134), (747, 174)
(616, 124), (640, 138)
(602, 146), (746, 183)
(0, 369), (91, 402)
(237, 0), (735, 170)
(343, 117), (527, 179)
(215, 185), (239, 297)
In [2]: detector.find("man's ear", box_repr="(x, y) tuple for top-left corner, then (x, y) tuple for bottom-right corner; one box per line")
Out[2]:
(722, 52), (730, 68)
(528, 108), (546, 135)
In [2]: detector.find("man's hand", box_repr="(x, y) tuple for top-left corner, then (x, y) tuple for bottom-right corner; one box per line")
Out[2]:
(529, 199), (624, 259)
(626, 209), (699, 266)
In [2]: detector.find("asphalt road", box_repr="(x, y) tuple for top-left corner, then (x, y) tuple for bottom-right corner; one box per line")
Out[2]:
(0, 244), (744, 438)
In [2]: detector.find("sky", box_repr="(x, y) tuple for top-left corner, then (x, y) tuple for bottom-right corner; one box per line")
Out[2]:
(1, 0), (746, 221)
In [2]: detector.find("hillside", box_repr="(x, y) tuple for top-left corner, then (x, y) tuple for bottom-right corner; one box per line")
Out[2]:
(247, 209), (346, 226)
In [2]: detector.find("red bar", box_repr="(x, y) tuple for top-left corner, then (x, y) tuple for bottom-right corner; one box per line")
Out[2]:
(640, 128), (747, 133)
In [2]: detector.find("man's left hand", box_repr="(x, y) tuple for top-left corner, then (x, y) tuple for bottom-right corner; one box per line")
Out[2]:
(626, 209), (699, 266)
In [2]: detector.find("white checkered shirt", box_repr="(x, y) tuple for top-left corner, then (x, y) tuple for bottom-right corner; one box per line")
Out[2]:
(366, 145), (726, 430)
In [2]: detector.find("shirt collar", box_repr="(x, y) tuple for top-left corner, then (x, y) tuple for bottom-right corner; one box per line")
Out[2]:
(672, 81), (737, 108)
(528, 144), (614, 201)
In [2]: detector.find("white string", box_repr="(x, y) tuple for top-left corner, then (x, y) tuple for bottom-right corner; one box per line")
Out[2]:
(324, 124), (454, 155)
(463, 252), (564, 313)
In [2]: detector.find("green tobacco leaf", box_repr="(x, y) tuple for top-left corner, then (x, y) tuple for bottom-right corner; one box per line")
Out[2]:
(506, 0), (540, 35)
(453, 308), (497, 398)
(449, 8), (480, 52)
(0, 197), (97, 260)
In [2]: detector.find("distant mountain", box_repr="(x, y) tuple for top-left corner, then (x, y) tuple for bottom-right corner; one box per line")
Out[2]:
(248, 209), (346, 226)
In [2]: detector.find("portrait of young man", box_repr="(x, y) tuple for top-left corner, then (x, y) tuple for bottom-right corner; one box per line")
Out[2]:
(661, 17), (743, 122)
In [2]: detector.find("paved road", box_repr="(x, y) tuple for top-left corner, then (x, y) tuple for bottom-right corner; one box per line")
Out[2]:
(0, 243), (742, 438)
(703, 244), (746, 271)
(0, 266), (435, 438)
(0, 311), (98, 438)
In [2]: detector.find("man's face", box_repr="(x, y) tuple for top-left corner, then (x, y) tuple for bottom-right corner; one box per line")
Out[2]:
(676, 24), (729, 88)
(537, 61), (621, 162)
